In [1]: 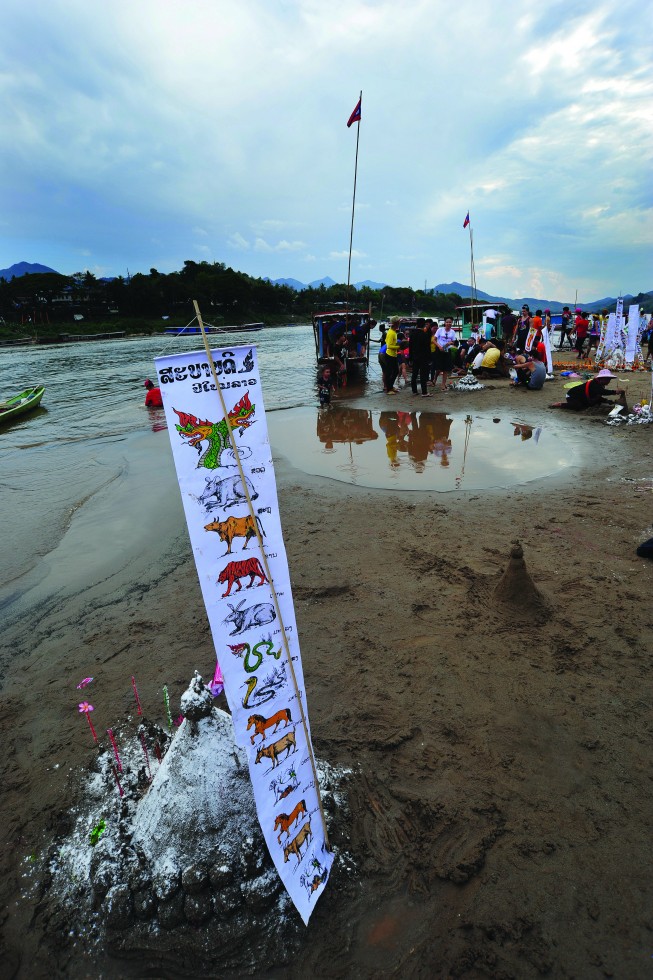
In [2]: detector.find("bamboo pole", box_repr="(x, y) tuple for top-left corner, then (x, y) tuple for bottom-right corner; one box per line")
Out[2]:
(193, 300), (331, 849)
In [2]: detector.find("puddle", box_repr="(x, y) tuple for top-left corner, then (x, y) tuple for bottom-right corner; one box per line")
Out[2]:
(268, 406), (576, 491)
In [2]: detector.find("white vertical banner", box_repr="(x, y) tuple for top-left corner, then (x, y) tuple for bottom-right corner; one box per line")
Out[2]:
(597, 297), (624, 363)
(154, 345), (333, 924)
(625, 304), (639, 364)
(542, 323), (553, 373)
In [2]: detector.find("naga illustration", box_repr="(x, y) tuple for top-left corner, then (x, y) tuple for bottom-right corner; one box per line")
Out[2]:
(174, 392), (255, 469)
(241, 662), (287, 708)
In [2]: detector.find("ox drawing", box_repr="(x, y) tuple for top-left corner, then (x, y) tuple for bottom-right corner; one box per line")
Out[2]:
(204, 513), (265, 555)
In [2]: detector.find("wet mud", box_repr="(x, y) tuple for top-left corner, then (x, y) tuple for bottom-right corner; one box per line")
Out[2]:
(1, 382), (652, 978)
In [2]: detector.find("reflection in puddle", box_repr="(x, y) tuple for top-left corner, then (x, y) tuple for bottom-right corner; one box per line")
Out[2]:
(268, 407), (575, 491)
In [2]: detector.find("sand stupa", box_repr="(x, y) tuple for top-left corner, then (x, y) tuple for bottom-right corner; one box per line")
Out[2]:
(493, 540), (550, 618)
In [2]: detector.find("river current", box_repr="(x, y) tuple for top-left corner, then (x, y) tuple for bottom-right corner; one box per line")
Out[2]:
(0, 325), (334, 595)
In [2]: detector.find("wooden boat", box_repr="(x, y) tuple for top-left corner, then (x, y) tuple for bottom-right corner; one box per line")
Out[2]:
(0, 386), (46, 424)
(59, 331), (126, 342)
(163, 322), (265, 336)
(312, 310), (372, 375)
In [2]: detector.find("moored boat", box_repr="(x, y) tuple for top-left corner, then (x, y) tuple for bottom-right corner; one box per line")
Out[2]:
(0, 386), (46, 425)
(312, 310), (372, 375)
(163, 322), (265, 336)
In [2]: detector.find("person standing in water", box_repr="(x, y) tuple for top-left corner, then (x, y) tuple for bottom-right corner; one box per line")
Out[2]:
(144, 379), (163, 407)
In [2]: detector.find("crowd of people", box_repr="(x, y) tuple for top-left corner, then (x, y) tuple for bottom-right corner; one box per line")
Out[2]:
(370, 312), (553, 396)
(315, 306), (652, 411)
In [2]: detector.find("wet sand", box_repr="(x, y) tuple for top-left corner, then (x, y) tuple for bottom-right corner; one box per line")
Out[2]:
(2, 367), (653, 978)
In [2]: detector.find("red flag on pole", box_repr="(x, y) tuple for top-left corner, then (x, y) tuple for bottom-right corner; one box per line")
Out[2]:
(347, 96), (362, 128)
(463, 211), (470, 228)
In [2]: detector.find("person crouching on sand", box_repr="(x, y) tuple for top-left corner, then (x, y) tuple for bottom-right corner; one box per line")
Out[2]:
(549, 368), (627, 411)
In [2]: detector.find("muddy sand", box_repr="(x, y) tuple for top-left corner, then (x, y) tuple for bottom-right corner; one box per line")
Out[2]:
(1, 367), (652, 979)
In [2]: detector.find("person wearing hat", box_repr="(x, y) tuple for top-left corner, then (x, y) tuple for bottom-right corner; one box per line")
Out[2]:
(144, 378), (163, 408)
(549, 369), (627, 411)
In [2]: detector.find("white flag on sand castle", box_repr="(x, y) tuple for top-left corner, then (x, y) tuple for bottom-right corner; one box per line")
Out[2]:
(154, 343), (333, 924)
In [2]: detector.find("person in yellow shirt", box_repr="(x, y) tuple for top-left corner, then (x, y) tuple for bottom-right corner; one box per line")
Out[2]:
(383, 317), (400, 394)
(471, 341), (505, 378)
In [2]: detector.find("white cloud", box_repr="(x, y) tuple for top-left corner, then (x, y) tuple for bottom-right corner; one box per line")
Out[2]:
(254, 238), (307, 253)
(227, 233), (250, 250)
(0, 0), (649, 299)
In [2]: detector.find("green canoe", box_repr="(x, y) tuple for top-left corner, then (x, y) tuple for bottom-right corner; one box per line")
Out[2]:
(0, 386), (46, 425)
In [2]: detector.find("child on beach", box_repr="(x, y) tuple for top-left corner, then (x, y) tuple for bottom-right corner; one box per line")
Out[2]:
(317, 366), (335, 407)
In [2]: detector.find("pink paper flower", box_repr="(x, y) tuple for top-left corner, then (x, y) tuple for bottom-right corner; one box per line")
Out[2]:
(76, 677), (94, 689)
(78, 702), (94, 713)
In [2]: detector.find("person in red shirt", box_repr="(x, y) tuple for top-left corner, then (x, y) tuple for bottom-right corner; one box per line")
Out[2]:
(144, 378), (163, 407)
(574, 311), (590, 359)
(531, 310), (543, 343)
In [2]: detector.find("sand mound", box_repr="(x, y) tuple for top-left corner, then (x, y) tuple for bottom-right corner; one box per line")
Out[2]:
(493, 540), (550, 618)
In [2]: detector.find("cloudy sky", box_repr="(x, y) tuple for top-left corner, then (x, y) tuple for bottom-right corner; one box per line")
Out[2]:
(2, 0), (651, 301)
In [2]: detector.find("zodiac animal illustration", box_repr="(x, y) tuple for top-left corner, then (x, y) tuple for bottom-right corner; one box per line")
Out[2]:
(254, 730), (296, 769)
(274, 799), (307, 843)
(198, 474), (258, 512)
(283, 820), (312, 864)
(269, 766), (298, 804)
(238, 349), (254, 373)
(217, 557), (268, 597)
(174, 393), (255, 470)
(241, 663), (287, 709)
(223, 600), (275, 636)
(300, 861), (328, 898)
(247, 707), (292, 745)
(204, 513), (265, 555)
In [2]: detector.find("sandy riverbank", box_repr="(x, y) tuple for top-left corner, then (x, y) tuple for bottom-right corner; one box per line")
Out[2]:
(1, 366), (652, 978)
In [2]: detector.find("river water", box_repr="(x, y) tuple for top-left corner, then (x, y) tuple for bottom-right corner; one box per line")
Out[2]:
(0, 325), (330, 597)
(0, 324), (572, 606)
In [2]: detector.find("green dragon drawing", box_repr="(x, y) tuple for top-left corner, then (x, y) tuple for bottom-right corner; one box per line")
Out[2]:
(174, 393), (256, 469)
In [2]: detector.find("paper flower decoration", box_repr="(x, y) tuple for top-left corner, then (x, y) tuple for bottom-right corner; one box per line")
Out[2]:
(76, 677), (94, 689)
(78, 702), (94, 713)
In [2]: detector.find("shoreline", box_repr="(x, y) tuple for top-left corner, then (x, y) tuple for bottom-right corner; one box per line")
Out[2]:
(1, 375), (652, 978)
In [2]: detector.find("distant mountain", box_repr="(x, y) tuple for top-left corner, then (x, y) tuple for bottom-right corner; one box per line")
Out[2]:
(265, 277), (307, 291)
(0, 261), (59, 280)
(267, 275), (387, 292)
(433, 282), (653, 313)
(433, 281), (501, 303)
(354, 279), (387, 290)
(308, 276), (337, 289)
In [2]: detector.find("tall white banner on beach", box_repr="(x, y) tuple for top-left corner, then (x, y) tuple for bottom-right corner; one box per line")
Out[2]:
(625, 304), (640, 364)
(154, 345), (333, 924)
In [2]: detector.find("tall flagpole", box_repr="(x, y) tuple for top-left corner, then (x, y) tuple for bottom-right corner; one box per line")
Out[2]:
(345, 90), (362, 316)
(468, 220), (476, 336)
